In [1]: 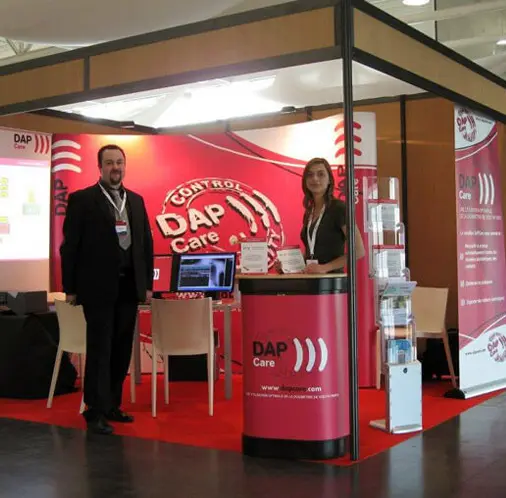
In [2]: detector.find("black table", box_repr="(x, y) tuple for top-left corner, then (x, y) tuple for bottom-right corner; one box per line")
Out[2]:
(0, 311), (77, 399)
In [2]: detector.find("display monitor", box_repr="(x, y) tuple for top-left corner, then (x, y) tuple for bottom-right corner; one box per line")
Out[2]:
(0, 153), (51, 291)
(170, 252), (237, 298)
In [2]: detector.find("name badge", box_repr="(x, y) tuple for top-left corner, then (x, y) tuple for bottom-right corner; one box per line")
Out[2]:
(306, 259), (319, 266)
(115, 221), (128, 235)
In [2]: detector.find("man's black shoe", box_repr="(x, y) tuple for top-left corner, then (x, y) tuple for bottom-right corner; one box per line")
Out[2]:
(86, 417), (114, 435)
(106, 408), (134, 423)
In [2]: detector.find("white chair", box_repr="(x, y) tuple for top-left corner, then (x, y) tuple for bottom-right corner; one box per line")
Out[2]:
(412, 286), (456, 388)
(47, 292), (66, 305)
(47, 299), (87, 413)
(48, 299), (138, 412)
(150, 298), (214, 417)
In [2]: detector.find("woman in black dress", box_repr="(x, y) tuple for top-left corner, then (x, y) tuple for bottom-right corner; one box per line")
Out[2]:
(300, 157), (365, 274)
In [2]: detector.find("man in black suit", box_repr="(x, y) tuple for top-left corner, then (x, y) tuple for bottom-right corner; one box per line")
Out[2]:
(60, 144), (154, 435)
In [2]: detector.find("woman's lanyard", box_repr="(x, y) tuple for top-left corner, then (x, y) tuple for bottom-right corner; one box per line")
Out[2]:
(98, 182), (126, 215)
(306, 206), (325, 259)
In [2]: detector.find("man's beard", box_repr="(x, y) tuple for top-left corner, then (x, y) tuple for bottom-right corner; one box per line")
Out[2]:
(109, 172), (122, 186)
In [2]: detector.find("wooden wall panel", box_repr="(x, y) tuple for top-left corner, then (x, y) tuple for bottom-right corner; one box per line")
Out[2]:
(406, 98), (458, 328)
(0, 61), (84, 107)
(90, 9), (335, 89)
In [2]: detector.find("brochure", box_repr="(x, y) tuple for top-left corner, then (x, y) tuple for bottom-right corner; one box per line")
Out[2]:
(277, 246), (305, 274)
(240, 239), (268, 274)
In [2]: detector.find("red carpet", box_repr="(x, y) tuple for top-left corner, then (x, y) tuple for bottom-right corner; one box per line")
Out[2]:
(0, 375), (502, 465)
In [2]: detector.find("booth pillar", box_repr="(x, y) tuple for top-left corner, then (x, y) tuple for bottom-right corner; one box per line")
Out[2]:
(238, 274), (349, 460)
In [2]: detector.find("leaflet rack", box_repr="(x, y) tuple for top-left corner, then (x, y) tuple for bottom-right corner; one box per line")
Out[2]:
(364, 177), (422, 434)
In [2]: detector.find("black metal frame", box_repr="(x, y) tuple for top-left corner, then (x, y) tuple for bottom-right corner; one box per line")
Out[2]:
(400, 95), (409, 267)
(340, 0), (360, 462)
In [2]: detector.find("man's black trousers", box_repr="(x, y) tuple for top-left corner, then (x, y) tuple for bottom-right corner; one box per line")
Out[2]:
(82, 276), (138, 418)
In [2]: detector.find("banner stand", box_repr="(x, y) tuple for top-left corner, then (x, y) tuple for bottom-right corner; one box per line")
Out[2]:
(445, 379), (506, 400)
(452, 105), (506, 401)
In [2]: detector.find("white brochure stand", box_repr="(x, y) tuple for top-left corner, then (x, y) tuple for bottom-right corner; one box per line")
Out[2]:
(365, 177), (423, 434)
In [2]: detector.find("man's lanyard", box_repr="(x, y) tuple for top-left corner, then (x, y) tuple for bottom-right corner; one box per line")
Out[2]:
(98, 182), (126, 215)
(306, 206), (325, 259)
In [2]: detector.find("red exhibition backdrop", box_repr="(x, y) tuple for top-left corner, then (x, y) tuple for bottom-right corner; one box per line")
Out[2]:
(50, 114), (378, 387)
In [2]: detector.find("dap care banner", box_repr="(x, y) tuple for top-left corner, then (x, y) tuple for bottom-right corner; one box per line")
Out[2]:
(0, 127), (52, 291)
(50, 113), (378, 387)
(455, 106), (506, 397)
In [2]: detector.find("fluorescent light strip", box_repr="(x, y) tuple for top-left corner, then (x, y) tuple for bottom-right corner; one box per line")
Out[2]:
(402, 0), (430, 5)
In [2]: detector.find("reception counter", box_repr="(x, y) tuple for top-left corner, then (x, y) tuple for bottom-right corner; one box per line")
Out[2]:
(238, 273), (349, 460)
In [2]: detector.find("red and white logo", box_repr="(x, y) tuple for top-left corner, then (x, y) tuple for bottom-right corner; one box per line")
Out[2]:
(488, 332), (506, 363)
(293, 338), (328, 372)
(456, 107), (477, 144)
(334, 121), (363, 159)
(156, 177), (285, 266)
(51, 139), (82, 173)
(13, 132), (51, 154)
(478, 172), (495, 205)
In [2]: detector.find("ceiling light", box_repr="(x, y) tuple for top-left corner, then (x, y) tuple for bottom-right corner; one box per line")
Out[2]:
(402, 0), (430, 5)
(497, 39), (506, 46)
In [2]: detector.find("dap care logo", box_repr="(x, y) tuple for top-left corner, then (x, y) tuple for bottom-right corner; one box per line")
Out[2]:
(253, 338), (328, 372)
(488, 332), (506, 363)
(156, 178), (285, 266)
(456, 107), (477, 143)
(13, 132), (51, 154)
(458, 172), (495, 205)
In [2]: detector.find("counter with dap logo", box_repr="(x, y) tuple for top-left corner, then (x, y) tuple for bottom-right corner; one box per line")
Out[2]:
(238, 273), (349, 460)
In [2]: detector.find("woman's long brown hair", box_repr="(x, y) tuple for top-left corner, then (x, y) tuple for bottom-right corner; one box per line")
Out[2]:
(302, 157), (335, 225)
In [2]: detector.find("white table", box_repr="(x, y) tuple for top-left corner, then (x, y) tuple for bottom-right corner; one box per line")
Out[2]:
(133, 300), (240, 400)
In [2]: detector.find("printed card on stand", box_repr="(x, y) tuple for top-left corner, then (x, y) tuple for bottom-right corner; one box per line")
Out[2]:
(240, 238), (268, 274)
(277, 246), (305, 274)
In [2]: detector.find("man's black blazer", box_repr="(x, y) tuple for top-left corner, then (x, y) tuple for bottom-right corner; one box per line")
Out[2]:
(60, 183), (154, 304)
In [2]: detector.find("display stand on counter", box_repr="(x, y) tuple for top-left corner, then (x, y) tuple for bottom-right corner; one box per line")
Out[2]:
(240, 238), (268, 275)
(364, 177), (422, 435)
